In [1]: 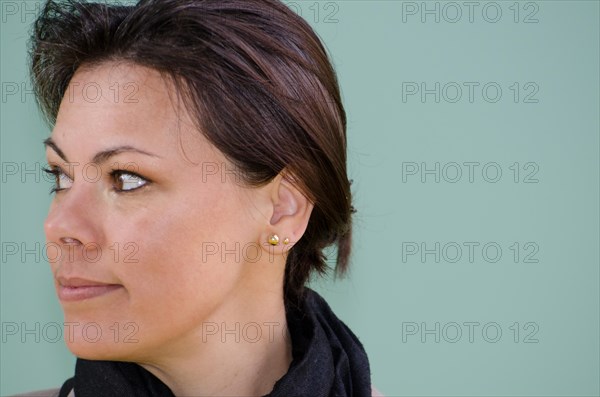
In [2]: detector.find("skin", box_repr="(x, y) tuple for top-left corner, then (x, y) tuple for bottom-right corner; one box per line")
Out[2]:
(44, 61), (314, 396)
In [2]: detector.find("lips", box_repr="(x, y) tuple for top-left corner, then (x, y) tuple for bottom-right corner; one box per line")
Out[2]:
(56, 276), (123, 302)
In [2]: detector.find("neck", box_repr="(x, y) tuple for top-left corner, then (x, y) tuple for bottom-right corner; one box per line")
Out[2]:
(138, 268), (293, 396)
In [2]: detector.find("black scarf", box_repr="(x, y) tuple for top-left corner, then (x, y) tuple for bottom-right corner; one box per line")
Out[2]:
(58, 287), (372, 396)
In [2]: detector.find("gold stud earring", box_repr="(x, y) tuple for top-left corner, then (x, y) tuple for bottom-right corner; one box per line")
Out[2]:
(283, 238), (290, 245)
(268, 234), (280, 246)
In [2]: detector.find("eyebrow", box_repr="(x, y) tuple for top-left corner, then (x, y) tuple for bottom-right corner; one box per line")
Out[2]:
(43, 138), (161, 164)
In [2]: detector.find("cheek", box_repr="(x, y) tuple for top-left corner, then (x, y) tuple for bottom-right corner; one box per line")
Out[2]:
(108, 185), (252, 318)
(113, 208), (226, 295)
(63, 182), (260, 359)
(64, 213), (237, 359)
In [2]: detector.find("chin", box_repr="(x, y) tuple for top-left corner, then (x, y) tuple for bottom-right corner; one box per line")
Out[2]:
(61, 313), (143, 361)
(65, 336), (141, 361)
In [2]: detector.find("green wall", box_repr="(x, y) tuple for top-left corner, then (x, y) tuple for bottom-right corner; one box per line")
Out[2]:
(1, 1), (599, 396)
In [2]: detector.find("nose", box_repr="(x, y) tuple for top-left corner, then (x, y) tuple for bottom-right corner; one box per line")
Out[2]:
(44, 184), (104, 258)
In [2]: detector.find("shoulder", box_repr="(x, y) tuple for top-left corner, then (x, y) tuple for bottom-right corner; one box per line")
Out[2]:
(11, 385), (379, 397)
(10, 388), (74, 397)
(9, 389), (60, 397)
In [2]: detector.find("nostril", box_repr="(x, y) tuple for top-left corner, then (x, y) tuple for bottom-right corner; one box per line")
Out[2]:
(60, 237), (82, 245)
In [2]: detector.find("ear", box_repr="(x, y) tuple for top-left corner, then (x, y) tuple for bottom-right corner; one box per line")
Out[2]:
(262, 171), (314, 253)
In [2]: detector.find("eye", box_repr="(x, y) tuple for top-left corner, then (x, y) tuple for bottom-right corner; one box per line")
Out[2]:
(111, 170), (149, 192)
(43, 166), (73, 194)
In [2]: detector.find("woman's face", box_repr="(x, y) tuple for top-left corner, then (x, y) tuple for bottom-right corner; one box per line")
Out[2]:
(44, 62), (281, 360)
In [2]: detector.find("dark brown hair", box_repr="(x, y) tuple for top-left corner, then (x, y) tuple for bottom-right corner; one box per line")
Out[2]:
(29, 0), (354, 305)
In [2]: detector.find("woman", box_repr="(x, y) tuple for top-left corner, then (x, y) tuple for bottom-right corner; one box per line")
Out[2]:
(21, 0), (381, 395)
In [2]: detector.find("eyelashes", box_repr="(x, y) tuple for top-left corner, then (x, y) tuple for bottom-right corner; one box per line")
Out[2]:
(42, 165), (151, 195)
(42, 166), (71, 194)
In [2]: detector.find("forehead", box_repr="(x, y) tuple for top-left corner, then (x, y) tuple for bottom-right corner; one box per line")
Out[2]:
(57, 61), (179, 128)
(50, 61), (212, 162)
